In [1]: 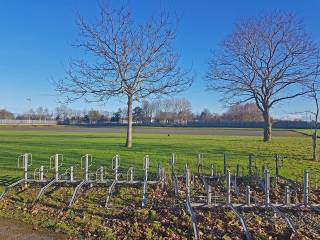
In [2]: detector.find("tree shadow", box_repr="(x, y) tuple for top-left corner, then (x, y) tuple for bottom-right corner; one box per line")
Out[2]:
(0, 175), (20, 186)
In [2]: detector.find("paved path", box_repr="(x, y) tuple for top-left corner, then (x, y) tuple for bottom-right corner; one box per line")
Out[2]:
(0, 126), (300, 137)
(0, 217), (65, 240)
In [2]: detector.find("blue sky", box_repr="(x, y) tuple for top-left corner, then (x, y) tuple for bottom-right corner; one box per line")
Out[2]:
(0, 0), (319, 118)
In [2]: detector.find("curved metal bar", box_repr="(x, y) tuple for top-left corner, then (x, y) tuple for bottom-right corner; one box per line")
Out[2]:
(186, 198), (199, 239)
(68, 180), (87, 207)
(105, 179), (117, 208)
(200, 176), (209, 192)
(229, 204), (252, 240)
(0, 179), (26, 200)
(172, 173), (179, 197)
(33, 178), (57, 204)
(270, 204), (296, 233)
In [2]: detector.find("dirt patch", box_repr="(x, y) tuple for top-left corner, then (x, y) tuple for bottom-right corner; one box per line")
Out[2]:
(0, 217), (65, 240)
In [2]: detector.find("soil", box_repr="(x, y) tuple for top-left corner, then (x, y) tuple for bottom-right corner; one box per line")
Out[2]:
(0, 217), (66, 240)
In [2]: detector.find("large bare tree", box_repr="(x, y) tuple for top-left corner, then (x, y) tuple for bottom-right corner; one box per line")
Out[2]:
(56, 3), (192, 148)
(306, 64), (320, 160)
(206, 11), (319, 141)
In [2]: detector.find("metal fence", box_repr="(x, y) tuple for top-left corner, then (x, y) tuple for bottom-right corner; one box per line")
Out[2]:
(0, 119), (57, 125)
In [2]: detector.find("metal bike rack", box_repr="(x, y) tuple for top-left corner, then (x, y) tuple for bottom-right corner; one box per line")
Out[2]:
(171, 153), (179, 196)
(127, 167), (135, 183)
(105, 155), (121, 208)
(49, 154), (63, 181)
(229, 204), (252, 240)
(69, 179), (87, 207)
(81, 154), (93, 181)
(112, 155), (120, 181)
(18, 153), (32, 186)
(186, 197), (199, 239)
(0, 153), (33, 200)
(197, 153), (204, 175)
(33, 166), (46, 182)
(96, 166), (104, 183)
(141, 155), (149, 208)
(33, 178), (57, 204)
(270, 204), (296, 233)
(105, 179), (117, 208)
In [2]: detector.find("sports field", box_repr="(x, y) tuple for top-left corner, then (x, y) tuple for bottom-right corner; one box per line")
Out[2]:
(0, 127), (319, 192)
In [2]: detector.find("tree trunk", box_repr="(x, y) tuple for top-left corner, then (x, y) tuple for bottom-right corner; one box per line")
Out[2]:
(125, 95), (133, 148)
(312, 131), (317, 161)
(263, 110), (272, 142)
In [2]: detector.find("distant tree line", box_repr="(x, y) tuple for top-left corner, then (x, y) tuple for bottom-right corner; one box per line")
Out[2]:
(0, 101), (299, 125)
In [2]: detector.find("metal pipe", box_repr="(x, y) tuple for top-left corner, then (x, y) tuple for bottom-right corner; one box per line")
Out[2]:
(207, 185), (212, 206)
(284, 186), (290, 205)
(40, 166), (44, 181)
(55, 154), (59, 181)
(115, 155), (119, 181)
(171, 153), (176, 174)
(246, 185), (251, 206)
(85, 154), (89, 181)
(186, 167), (191, 200)
(275, 154), (280, 177)
(70, 166), (74, 182)
(23, 154), (29, 186)
(224, 153), (228, 175)
(264, 169), (270, 207)
(304, 169), (309, 207)
(100, 166), (104, 182)
(226, 169), (231, 204)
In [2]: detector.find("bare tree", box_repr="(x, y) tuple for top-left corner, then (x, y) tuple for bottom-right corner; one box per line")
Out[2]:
(206, 11), (319, 141)
(222, 103), (263, 121)
(306, 62), (320, 160)
(309, 84), (319, 161)
(174, 98), (192, 123)
(56, 2), (192, 148)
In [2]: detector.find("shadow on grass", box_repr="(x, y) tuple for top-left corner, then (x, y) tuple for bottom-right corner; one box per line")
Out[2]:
(0, 175), (20, 187)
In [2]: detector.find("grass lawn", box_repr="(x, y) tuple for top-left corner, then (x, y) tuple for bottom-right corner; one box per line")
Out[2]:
(0, 129), (319, 192)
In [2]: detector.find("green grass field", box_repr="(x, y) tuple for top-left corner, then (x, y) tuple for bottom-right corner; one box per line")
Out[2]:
(0, 129), (319, 192)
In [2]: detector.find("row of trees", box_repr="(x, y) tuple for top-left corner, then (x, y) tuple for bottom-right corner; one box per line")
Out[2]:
(0, 102), (264, 123)
(52, 2), (320, 149)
